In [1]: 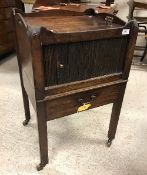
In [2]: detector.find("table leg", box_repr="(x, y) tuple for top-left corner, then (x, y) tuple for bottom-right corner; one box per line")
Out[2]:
(36, 102), (48, 171)
(107, 85), (126, 147)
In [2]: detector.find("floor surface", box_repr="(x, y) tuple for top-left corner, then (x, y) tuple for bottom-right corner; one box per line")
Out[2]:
(0, 49), (147, 175)
(0, 1), (147, 174)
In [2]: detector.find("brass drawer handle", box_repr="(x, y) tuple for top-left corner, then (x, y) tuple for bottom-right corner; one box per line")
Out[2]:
(78, 95), (96, 105)
(77, 95), (96, 112)
(57, 61), (64, 69)
(59, 64), (64, 69)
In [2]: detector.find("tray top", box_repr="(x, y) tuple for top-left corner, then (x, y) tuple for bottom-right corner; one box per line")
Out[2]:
(24, 15), (122, 33)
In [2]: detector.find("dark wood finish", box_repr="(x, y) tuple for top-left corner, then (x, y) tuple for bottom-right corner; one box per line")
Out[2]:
(13, 9), (138, 170)
(0, 0), (24, 56)
(46, 82), (126, 120)
(36, 102), (48, 171)
(108, 83), (126, 144)
(128, 0), (147, 61)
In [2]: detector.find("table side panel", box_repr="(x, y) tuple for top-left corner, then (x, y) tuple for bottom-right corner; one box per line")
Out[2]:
(15, 17), (36, 109)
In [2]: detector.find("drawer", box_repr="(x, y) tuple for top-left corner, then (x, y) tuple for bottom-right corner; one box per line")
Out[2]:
(0, 1), (15, 7)
(0, 32), (15, 43)
(0, 41), (14, 55)
(0, 7), (13, 20)
(46, 83), (121, 121)
(0, 20), (14, 34)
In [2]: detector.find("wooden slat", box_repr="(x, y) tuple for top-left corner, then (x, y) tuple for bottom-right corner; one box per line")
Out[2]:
(43, 36), (128, 87)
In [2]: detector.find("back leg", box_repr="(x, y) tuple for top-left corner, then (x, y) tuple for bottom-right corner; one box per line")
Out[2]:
(22, 86), (31, 126)
(140, 39), (147, 62)
(16, 49), (31, 125)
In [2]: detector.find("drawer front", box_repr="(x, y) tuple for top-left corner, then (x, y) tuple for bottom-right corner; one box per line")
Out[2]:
(0, 32), (15, 43)
(0, 20), (13, 34)
(0, 7), (13, 20)
(0, 1), (15, 7)
(0, 41), (14, 55)
(0, 8), (5, 20)
(46, 84), (121, 121)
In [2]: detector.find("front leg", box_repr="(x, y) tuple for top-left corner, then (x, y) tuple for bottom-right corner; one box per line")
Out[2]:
(36, 102), (48, 171)
(107, 85), (126, 147)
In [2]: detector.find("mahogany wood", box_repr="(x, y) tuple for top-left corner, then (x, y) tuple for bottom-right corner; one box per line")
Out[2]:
(13, 9), (138, 170)
(0, 0), (24, 57)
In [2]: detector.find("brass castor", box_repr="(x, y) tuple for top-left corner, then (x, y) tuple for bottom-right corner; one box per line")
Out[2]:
(22, 119), (30, 126)
(36, 163), (46, 171)
(107, 139), (112, 147)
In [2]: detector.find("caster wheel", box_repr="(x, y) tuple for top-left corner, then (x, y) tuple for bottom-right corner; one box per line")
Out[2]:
(22, 119), (30, 126)
(107, 139), (112, 147)
(36, 163), (46, 171)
